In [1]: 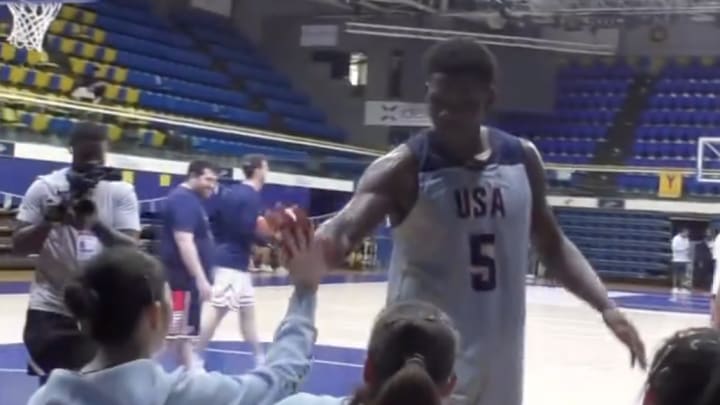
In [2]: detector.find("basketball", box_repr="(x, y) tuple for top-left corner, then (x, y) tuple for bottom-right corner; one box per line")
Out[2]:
(264, 206), (312, 236)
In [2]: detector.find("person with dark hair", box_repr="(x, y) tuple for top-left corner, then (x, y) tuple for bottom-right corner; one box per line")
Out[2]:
(643, 327), (720, 405)
(159, 159), (218, 368)
(277, 301), (458, 405)
(13, 122), (140, 384)
(195, 154), (271, 367)
(316, 38), (646, 405)
(28, 223), (325, 405)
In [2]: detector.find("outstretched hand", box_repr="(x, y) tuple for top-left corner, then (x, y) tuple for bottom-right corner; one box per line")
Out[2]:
(280, 223), (327, 291)
(602, 307), (647, 370)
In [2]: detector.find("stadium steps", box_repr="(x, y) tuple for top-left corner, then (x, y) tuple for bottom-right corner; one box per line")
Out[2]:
(594, 73), (660, 165)
(577, 73), (660, 192)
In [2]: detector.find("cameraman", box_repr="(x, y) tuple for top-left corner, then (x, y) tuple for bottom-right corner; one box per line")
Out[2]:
(12, 123), (141, 384)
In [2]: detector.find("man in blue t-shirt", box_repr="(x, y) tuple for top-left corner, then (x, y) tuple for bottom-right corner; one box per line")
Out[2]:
(159, 160), (218, 368)
(196, 155), (270, 366)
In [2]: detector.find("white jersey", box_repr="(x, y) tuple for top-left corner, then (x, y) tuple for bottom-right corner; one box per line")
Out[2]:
(387, 127), (532, 405)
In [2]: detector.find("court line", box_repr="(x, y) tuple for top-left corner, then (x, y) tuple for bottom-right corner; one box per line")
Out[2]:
(206, 348), (363, 368)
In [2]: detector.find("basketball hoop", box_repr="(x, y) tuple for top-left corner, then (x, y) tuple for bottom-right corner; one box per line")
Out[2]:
(4, 1), (62, 52)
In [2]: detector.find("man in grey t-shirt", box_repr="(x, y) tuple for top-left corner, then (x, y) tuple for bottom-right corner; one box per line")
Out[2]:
(13, 123), (141, 383)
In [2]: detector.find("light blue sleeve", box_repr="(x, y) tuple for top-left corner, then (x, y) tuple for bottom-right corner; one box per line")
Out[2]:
(167, 288), (318, 405)
(276, 392), (348, 405)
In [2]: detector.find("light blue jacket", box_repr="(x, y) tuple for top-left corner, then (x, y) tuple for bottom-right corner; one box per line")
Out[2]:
(27, 290), (317, 405)
(276, 393), (348, 405)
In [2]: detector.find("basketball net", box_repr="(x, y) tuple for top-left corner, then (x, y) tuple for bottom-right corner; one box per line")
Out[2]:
(6, 2), (62, 52)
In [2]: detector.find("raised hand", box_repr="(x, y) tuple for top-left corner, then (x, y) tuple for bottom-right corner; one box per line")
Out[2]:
(280, 222), (327, 291)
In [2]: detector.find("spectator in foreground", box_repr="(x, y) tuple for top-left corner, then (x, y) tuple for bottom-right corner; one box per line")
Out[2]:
(28, 222), (324, 405)
(276, 300), (458, 405)
(643, 327), (720, 405)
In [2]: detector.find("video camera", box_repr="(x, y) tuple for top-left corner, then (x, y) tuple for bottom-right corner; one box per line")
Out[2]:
(46, 164), (122, 222)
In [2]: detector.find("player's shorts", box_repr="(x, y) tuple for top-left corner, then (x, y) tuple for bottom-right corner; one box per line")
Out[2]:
(23, 309), (97, 380)
(672, 262), (689, 275)
(210, 266), (255, 310)
(168, 290), (201, 339)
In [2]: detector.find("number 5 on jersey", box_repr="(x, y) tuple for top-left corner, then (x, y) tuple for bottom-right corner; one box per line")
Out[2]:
(469, 234), (496, 291)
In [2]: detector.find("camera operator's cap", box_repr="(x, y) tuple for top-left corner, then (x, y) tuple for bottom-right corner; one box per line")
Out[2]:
(69, 122), (109, 147)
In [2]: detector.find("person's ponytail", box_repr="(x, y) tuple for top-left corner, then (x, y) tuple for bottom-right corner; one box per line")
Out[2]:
(372, 355), (442, 405)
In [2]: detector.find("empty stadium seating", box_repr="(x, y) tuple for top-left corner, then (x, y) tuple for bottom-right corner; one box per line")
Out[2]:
(498, 60), (634, 164)
(0, 0), (357, 174)
(629, 58), (720, 172)
(556, 207), (672, 278)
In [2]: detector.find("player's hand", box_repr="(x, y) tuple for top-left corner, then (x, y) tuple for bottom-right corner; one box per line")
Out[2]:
(195, 276), (212, 302)
(602, 307), (647, 369)
(281, 223), (326, 291)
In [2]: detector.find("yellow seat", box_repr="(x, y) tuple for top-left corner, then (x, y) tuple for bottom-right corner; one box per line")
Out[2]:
(31, 113), (50, 132)
(34, 71), (51, 89)
(0, 44), (15, 63)
(81, 43), (97, 59)
(126, 88), (140, 104)
(1, 107), (18, 123)
(107, 124), (122, 142)
(104, 84), (120, 100)
(68, 57), (86, 75)
(58, 75), (74, 93)
(27, 50), (48, 65)
(59, 38), (77, 53)
(9, 66), (26, 85)
(150, 130), (166, 147)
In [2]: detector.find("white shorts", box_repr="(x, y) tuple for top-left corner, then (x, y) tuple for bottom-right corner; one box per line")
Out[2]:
(211, 267), (255, 310)
(712, 263), (720, 296)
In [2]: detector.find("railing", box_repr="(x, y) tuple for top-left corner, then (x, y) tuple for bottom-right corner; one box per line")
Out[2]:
(0, 88), (383, 157)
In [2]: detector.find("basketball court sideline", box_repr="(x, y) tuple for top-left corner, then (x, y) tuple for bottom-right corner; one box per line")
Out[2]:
(0, 280), (709, 405)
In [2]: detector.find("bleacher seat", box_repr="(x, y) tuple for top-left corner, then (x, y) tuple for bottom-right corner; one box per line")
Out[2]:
(0, 0), (348, 158)
(629, 56), (720, 170)
(556, 208), (672, 278)
(497, 58), (636, 164)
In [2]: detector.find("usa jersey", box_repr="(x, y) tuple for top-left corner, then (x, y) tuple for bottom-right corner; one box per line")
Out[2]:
(387, 127), (532, 405)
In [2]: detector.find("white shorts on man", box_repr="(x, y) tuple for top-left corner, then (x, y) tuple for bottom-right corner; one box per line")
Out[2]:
(211, 266), (256, 310)
(196, 264), (265, 367)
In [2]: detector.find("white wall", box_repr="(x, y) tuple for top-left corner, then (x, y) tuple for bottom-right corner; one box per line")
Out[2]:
(619, 20), (720, 56)
(541, 27), (621, 49)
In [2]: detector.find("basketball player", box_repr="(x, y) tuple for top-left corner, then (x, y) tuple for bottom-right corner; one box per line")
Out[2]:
(196, 155), (271, 366)
(14, 123), (140, 384)
(317, 39), (647, 405)
(159, 160), (218, 368)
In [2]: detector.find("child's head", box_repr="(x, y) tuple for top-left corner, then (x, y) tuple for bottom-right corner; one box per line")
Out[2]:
(64, 247), (170, 356)
(353, 301), (458, 405)
(645, 327), (720, 405)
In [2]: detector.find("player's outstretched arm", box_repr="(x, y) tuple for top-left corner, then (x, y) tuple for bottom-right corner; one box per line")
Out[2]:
(522, 140), (647, 369)
(316, 146), (416, 263)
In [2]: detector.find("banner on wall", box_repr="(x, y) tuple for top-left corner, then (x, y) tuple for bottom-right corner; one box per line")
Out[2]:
(190, 0), (232, 17)
(658, 171), (683, 198)
(300, 25), (338, 47)
(364, 101), (430, 127)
